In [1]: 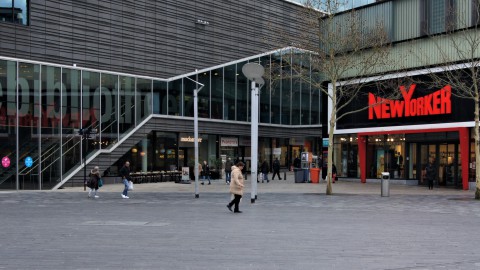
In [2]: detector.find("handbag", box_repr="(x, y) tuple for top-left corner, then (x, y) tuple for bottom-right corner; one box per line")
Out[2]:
(128, 180), (134, 190)
(98, 178), (103, 187)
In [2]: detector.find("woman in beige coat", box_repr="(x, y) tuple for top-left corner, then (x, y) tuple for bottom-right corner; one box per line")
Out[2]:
(227, 161), (245, 213)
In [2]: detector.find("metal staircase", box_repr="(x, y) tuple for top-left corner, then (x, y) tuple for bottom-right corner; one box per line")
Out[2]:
(53, 115), (157, 189)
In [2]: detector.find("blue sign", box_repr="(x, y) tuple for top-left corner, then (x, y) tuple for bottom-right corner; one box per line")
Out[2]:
(25, 156), (33, 168)
(322, 138), (329, 147)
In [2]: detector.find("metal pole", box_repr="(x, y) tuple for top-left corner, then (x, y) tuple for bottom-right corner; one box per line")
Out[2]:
(185, 75), (203, 198)
(194, 87), (199, 198)
(251, 80), (258, 203)
(83, 133), (87, 191)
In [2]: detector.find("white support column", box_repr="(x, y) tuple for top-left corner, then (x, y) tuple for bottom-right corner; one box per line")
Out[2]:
(251, 80), (259, 203)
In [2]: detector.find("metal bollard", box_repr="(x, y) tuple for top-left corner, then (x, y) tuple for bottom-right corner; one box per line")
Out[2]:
(381, 172), (390, 197)
(283, 171), (287, 180)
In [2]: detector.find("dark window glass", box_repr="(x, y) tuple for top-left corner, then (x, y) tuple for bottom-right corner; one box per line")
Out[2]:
(223, 65), (236, 121)
(259, 56), (270, 124)
(0, 0), (28, 25)
(236, 62), (249, 122)
(211, 68), (223, 120)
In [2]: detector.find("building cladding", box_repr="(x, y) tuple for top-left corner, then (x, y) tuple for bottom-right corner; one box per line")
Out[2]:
(1, 0), (307, 78)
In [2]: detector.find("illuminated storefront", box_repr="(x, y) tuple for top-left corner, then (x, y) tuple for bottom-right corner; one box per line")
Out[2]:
(333, 66), (475, 190)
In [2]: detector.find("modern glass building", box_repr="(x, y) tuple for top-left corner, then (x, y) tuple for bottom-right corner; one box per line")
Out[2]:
(0, 0), (326, 190)
(0, 48), (323, 190)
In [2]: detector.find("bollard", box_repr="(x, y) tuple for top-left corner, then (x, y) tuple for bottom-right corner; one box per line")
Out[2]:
(381, 172), (390, 197)
(283, 171), (287, 180)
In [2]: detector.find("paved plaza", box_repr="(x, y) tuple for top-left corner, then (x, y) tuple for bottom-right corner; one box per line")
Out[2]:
(1, 174), (480, 270)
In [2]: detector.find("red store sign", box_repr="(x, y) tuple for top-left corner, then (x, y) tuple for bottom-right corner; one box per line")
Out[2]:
(368, 84), (452, 120)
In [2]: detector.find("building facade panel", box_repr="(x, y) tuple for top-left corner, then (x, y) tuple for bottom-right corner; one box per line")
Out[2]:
(0, 0), (308, 78)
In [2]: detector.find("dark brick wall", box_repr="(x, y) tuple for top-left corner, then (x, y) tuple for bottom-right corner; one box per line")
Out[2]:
(0, 0), (307, 78)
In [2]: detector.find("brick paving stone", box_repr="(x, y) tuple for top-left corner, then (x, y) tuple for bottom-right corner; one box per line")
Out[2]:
(1, 173), (479, 270)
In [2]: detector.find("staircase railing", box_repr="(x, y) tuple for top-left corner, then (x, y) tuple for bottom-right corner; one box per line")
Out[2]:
(52, 114), (154, 190)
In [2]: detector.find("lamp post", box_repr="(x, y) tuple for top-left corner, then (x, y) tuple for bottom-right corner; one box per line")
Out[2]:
(242, 63), (265, 203)
(185, 75), (204, 198)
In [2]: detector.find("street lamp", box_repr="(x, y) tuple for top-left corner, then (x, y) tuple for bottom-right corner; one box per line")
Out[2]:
(185, 75), (204, 198)
(242, 63), (265, 203)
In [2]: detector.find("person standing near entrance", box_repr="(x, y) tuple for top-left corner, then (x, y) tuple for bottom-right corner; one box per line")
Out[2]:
(272, 158), (282, 180)
(119, 161), (131, 198)
(87, 166), (101, 198)
(227, 161), (245, 213)
(201, 160), (211, 185)
(225, 157), (233, 184)
(425, 157), (437, 190)
(261, 160), (269, 183)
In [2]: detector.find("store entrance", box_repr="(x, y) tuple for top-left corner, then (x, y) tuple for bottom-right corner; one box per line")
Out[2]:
(413, 143), (461, 188)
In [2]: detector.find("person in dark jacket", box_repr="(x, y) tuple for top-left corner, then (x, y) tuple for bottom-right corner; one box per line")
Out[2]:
(87, 166), (101, 199)
(224, 157), (233, 184)
(119, 161), (131, 199)
(261, 160), (269, 183)
(272, 158), (282, 180)
(293, 156), (301, 168)
(201, 160), (211, 185)
(425, 157), (436, 190)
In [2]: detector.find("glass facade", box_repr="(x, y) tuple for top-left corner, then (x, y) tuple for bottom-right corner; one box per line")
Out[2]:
(0, 48), (322, 190)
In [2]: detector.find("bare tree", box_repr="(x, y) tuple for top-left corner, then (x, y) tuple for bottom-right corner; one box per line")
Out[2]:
(412, 1), (480, 199)
(265, 0), (402, 195)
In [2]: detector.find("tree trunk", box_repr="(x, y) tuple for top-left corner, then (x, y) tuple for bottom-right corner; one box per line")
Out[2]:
(326, 84), (336, 195)
(475, 95), (480, 199)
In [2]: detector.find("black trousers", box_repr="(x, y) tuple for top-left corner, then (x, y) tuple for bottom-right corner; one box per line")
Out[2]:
(272, 170), (281, 180)
(428, 180), (434, 189)
(228, 194), (242, 211)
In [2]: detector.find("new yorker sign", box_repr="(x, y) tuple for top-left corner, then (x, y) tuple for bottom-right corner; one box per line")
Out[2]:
(368, 84), (452, 120)
(336, 73), (474, 130)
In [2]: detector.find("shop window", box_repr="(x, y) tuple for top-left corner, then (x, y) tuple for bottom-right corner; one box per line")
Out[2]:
(0, 0), (28, 25)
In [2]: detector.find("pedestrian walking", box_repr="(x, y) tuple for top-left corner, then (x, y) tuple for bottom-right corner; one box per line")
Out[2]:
(119, 161), (131, 198)
(272, 158), (282, 180)
(225, 157), (233, 184)
(261, 160), (269, 183)
(227, 161), (245, 213)
(87, 166), (101, 198)
(425, 157), (436, 190)
(201, 160), (211, 185)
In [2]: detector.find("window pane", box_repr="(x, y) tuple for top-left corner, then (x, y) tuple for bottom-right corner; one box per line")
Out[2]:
(0, 0), (13, 22)
(260, 56), (270, 124)
(211, 68), (223, 120)
(62, 68), (82, 179)
(13, 0), (27, 25)
(183, 77), (195, 117)
(236, 62), (249, 122)
(41, 65), (62, 189)
(101, 73), (118, 148)
(271, 53), (282, 124)
(281, 51), (291, 125)
(81, 70), (100, 156)
(153, 80), (167, 115)
(119, 76), (134, 138)
(224, 65), (236, 121)
(168, 79), (182, 116)
(0, 60), (16, 188)
(136, 78), (151, 123)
